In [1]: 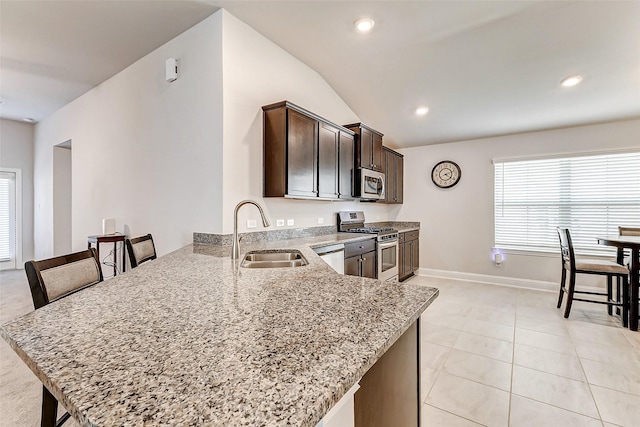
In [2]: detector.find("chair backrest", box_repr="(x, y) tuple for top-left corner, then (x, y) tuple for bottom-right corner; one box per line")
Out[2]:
(125, 234), (157, 268)
(557, 227), (576, 272)
(25, 248), (103, 309)
(619, 226), (640, 236)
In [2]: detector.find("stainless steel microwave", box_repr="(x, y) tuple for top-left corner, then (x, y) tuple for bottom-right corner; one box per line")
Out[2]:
(360, 168), (385, 201)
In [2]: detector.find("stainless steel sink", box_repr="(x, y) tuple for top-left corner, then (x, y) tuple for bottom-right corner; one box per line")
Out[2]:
(240, 250), (308, 268)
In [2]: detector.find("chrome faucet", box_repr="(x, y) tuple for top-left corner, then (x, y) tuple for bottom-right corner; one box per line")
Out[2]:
(231, 200), (271, 259)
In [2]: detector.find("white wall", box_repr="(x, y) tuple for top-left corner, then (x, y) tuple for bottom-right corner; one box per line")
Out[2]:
(0, 118), (34, 264)
(396, 119), (640, 285)
(32, 9), (391, 259)
(34, 12), (224, 259)
(52, 145), (72, 255)
(219, 11), (390, 233)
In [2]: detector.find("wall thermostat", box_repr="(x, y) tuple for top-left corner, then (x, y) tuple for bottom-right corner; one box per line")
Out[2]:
(166, 58), (178, 82)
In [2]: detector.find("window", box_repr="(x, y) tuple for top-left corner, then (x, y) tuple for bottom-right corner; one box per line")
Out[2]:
(0, 171), (16, 264)
(494, 151), (640, 256)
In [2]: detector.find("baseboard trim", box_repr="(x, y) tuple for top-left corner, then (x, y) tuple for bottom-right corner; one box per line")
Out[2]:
(417, 268), (559, 293)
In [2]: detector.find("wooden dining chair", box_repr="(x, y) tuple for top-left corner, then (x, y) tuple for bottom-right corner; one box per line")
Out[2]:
(125, 233), (157, 268)
(556, 228), (630, 326)
(25, 248), (103, 427)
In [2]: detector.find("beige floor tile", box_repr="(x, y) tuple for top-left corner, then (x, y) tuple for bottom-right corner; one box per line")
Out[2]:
(426, 300), (474, 317)
(622, 330), (640, 351)
(509, 394), (603, 427)
(422, 322), (460, 348)
(426, 372), (509, 427)
(514, 328), (576, 356)
(567, 321), (632, 348)
(442, 348), (512, 391)
(462, 318), (514, 342)
(581, 358), (640, 397)
(513, 343), (586, 382)
(420, 367), (439, 403)
(467, 306), (515, 327)
(591, 385), (640, 427)
(574, 340), (640, 370)
(602, 424), (623, 427)
(453, 331), (513, 363)
(516, 305), (566, 322)
(421, 310), (467, 331)
(512, 365), (599, 418)
(421, 404), (483, 427)
(515, 314), (570, 337)
(422, 342), (451, 370)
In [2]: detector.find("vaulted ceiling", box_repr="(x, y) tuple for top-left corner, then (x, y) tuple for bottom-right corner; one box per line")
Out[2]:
(1, 1), (639, 147)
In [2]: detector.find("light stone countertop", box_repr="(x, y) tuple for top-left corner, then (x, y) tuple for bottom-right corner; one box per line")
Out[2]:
(1, 233), (438, 427)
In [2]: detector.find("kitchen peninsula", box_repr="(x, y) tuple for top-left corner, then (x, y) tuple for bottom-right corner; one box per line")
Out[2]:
(1, 233), (438, 426)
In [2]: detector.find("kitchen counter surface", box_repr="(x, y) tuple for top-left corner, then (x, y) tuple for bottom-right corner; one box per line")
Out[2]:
(1, 233), (437, 427)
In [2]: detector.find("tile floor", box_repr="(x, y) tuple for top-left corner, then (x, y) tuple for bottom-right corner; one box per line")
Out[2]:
(1, 269), (639, 426)
(411, 275), (640, 427)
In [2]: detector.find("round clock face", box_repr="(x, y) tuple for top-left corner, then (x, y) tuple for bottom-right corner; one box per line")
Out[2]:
(431, 161), (461, 188)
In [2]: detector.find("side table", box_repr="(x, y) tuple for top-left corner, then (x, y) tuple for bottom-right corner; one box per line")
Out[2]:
(88, 234), (127, 277)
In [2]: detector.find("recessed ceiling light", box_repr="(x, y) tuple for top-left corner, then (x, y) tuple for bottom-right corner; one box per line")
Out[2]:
(23, 118), (35, 123)
(416, 107), (429, 116)
(355, 18), (375, 32)
(561, 75), (583, 87)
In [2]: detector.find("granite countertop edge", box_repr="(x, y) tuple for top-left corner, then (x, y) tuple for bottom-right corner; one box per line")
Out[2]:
(1, 227), (436, 427)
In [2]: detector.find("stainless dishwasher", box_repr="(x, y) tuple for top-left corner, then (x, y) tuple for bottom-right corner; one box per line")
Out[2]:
(313, 243), (345, 274)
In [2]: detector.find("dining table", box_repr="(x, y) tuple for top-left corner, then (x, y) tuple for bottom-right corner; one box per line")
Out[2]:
(597, 235), (640, 331)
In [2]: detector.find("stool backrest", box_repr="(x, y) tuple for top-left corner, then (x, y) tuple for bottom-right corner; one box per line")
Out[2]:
(25, 249), (103, 309)
(619, 226), (640, 236)
(125, 234), (157, 268)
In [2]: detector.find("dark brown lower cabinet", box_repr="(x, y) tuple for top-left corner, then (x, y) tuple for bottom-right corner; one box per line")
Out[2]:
(345, 251), (376, 279)
(355, 319), (419, 427)
(399, 230), (419, 282)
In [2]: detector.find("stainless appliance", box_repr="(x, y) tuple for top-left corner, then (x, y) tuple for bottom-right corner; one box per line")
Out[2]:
(337, 211), (399, 282)
(360, 168), (385, 201)
(313, 243), (345, 274)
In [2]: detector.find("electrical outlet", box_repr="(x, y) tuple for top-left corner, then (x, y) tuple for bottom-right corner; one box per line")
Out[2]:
(247, 219), (257, 229)
(287, 219), (295, 226)
(276, 219), (285, 227)
(317, 217), (324, 224)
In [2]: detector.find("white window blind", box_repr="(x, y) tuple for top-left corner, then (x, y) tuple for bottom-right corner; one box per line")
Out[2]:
(494, 151), (640, 256)
(0, 172), (16, 261)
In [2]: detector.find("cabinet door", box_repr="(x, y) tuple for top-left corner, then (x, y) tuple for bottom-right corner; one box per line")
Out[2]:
(287, 109), (318, 197)
(318, 123), (339, 199)
(338, 132), (355, 198)
(360, 127), (373, 169)
(411, 239), (419, 273)
(361, 250), (377, 279)
(398, 237), (405, 278)
(345, 256), (361, 277)
(402, 241), (412, 279)
(396, 154), (404, 204)
(385, 150), (396, 203)
(372, 132), (383, 171)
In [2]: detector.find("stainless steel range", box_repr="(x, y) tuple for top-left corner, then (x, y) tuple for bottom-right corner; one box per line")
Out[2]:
(337, 211), (399, 282)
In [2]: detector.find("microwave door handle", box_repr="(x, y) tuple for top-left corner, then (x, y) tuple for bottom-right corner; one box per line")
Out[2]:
(378, 177), (383, 195)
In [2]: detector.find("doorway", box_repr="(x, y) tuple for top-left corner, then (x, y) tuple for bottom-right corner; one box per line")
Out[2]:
(53, 141), (72, 256)
(0, 169), (21, 270)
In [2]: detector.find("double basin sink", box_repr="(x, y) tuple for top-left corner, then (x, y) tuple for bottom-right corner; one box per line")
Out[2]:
(240, 250), (308, 269)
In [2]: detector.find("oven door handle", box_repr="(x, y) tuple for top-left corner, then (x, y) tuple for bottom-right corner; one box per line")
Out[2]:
(378, 240), (398, 249)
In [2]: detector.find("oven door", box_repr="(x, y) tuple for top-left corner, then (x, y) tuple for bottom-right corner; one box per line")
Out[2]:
(361, 169), (385, 200)
(378, 239), (398, 282)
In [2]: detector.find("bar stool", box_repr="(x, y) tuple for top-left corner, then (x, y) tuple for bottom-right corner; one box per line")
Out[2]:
(125, 234), (157, 268)
(556, 228), (630, 326)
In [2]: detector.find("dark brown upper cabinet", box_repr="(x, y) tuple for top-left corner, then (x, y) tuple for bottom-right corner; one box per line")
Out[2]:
(344, 123), (383, 171)
(263, 101), (356, 200)
(382, 147), (404, 204)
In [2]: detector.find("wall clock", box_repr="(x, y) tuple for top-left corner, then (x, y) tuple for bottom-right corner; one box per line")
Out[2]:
(431, 160), (461, 188)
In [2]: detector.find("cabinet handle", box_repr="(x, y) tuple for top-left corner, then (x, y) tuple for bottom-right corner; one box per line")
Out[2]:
(359, 246), (364, 249)
(362, 257), (367, 261)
